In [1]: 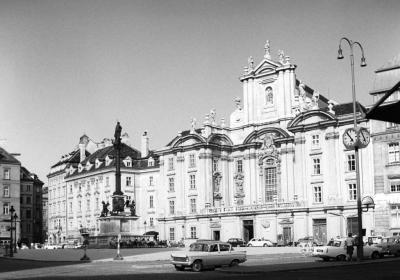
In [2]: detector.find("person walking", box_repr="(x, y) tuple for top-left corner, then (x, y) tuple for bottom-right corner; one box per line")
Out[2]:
(345, 233), (355, 261)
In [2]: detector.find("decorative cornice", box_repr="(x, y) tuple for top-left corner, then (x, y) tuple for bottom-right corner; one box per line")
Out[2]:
(199, 153), (212, 159)
(280, 147), (295, 154)
(243, 153), (257, 160)
(177, 156), (185, 162)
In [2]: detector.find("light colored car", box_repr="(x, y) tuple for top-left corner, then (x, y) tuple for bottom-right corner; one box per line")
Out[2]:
(44, 244), (62, 250)
(312, 238), (382, 261)
(247, 238), (273, 247)
(377, 236), (400, 257)
(171, 241), (246, 272)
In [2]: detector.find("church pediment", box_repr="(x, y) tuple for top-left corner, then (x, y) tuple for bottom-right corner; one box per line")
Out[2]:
(171, 134), (205, 148)
(288, 111), (336, 128)
(254, 59), (280, 76)
(207, 134), (233, 146)
(243, 127), (290, 145)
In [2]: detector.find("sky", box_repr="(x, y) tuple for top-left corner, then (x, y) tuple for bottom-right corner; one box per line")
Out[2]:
(0, 0), (399, 182)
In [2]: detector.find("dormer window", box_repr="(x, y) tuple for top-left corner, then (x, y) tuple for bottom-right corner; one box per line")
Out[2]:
(148, 157), (155, 167)
(95, 159), (102, 168)
(105, 156), (112, 166)
(85, 162), (92, 170)
(78, 164), (83, 172)
(311, 134), (320, 148)
(123, 157), (132, 167)
(265, 87), (273, 104)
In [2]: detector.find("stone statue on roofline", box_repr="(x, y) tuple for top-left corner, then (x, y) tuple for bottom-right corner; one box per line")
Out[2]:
(264, 40), (271, 59)
(248, 56), (254, 70)
(278, 50), (285, 64)
(190, 117), (197, 133)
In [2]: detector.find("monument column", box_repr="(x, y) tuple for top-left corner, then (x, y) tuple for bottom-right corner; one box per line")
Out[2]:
(112, 121), (125, 214)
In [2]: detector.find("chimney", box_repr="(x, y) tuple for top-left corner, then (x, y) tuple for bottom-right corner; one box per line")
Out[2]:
(141, 131), (149, 158)
(121, 132), (131, 146)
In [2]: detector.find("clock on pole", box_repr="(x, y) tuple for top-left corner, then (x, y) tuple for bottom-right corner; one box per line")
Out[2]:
(343, 128), (358, 149)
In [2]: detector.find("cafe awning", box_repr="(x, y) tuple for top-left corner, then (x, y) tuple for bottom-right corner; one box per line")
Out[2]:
(365, 80), (400, 124)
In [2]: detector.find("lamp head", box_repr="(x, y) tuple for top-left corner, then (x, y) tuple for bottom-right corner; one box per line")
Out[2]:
(337, 47), (344, 60)
(361, 56), (367, 67)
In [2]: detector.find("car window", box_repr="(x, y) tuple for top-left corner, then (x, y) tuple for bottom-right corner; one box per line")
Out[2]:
(190, 243), (209, 252)
(210, 244), (219, 252)
(333, 241), (341, 247)
(219, 244), (230, 251)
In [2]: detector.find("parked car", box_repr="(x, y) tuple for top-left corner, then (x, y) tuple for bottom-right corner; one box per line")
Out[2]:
(376, 236), (400, 257)
(227, 238), (246, 247)
(296, 236), (320, 247)
(312, 238), (382, 261)
(44, 244), (62, 250)
(247, 238), (273, 247)
(20, 243), (29, 250)
(171, 241), (247, 272)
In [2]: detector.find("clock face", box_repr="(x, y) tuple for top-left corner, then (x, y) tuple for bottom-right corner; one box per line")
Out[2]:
(358, 128), (370, 147)
(343, 128), (358, 149)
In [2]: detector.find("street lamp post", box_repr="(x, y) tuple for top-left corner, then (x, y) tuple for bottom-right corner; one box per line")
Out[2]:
(13, 212), (18, 253)
(144, 221), (147, 234)
(9, 206), (15, 257)
(338, 37), (367, 261)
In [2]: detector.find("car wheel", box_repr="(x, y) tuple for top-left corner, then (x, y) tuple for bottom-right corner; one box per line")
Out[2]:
(230, 259), (240, 267)
(191, 260), (203, 272)
(371, 251), (380, 260)
(322, 257), (330, 262)
(174, 265), (184, 271)
(247, 244), (252, 247)
(263, 243), (268, 247)
(336, 255), (346, 261)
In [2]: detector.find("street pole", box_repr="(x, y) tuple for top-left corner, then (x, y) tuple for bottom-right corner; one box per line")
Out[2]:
(9, 206), (15, 257)
(338, 37), (367, 261)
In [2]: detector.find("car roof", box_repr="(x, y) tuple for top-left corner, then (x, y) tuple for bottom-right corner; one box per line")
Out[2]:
(193, 241), (230, 245)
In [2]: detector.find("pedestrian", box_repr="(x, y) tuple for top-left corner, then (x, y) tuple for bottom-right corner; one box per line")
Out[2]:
(345, 233), (355, 261)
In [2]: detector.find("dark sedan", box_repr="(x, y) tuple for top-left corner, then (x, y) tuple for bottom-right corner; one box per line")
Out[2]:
(227, 238), (246, 247)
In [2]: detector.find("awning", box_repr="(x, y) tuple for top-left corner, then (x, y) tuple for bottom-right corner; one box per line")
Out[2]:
(365, 80), (400, 124)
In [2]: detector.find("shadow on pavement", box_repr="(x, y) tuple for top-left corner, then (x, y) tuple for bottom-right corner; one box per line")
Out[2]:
(0, 258), (83, 273)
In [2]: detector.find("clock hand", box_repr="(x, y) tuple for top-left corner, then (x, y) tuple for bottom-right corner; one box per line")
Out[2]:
(346, 132), (354, 141)
(360, 132), (366, 142)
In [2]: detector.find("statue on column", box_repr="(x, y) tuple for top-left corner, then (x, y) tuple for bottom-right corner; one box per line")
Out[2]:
(114, 121), (122, 145)
(125, 200), (136, 216)
(264, 40), (271, 59)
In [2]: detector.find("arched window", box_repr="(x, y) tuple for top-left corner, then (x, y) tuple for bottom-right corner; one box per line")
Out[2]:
(265, 87), (273, 104)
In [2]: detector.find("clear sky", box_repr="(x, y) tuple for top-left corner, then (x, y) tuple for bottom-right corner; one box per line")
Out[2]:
(1, 0), (399, 182)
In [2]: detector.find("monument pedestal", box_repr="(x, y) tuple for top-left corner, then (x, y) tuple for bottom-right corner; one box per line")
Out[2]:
(92, 214), (139, 248)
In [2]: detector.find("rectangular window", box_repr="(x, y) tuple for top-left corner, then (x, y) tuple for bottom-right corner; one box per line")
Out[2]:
(126, 177), (131, 186)
(78, 200), (82, 212)
(189, 174), (196, 189)
(265, 167), (277, 202)
(149, 195), (154, 208)
(3, 203), (9, 215)
(391, 181), (400, 192)
(4, 168), (10, 180)
(168, 158), (174, 171)
(106, 177), (110, 186)
(3, 185), (10, 197)
(313, 158), (321, 175)
(149, 176), (154, 186)
(389, 143), (400, 163)
(69, 185), (73, 194)
(189, 154), (196, 168)
(69, 202), (73, 213)
(95, 197), (99, 210)
(169, 227), (175, 241)
(348, 183), (357, 201)
(26, 196), (31, 204)
(347, 154), (356, 171)
(313, 185), (322, 203)
(312, 134), (320, 148)
(190, 226), (197, 239)
(150, 217), (154, 227)
(190, 198), (196, 213)
(126, 161), (132, 167)
(26, 185), (31, 192)
(169, 200), (175, 215)
(168, 177), (175, 192)
(27, 223), (31, 233)
(236, 160), (243, 173)
(26, 209), (31, 219)
(390, 204), (400, 228)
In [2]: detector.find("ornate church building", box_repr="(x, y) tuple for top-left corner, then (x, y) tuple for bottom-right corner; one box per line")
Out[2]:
(156, 42), (375, 245)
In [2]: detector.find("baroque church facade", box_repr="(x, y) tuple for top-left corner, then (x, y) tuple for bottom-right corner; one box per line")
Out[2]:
(155, 42), (375, 245)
